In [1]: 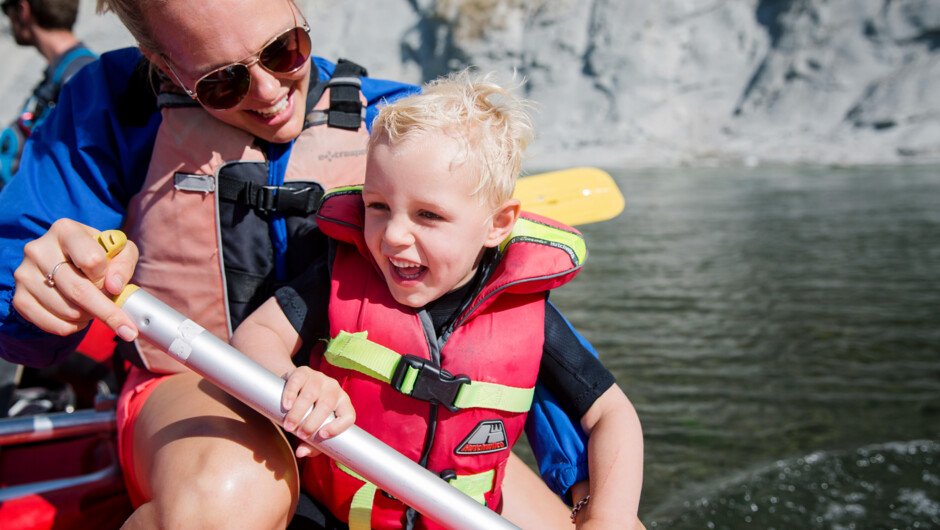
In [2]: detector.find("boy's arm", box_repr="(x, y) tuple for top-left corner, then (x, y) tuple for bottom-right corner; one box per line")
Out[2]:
(572, 385), (644, 529)
(232, 296), (354, 448)
(231, 296), (303, 378)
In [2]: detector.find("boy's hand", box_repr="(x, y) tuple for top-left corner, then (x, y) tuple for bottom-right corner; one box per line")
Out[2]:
(280, 366), (355, 458)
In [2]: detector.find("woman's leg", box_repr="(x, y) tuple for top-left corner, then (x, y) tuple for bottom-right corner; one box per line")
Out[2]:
(121, 371), (299, 529)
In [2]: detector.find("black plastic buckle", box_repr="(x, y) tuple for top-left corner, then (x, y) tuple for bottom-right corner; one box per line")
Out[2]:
(390, 355), (470, 412)
(255, 185), (279, 212)
(279, 185), (323, 216)
(249, 183), (323, 215)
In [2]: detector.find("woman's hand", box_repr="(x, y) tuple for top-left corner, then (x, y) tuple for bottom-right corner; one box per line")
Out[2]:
(280, 365), (356, 458)
(12, 219), (140, 341)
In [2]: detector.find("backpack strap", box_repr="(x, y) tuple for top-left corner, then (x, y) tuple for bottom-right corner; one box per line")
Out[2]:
(51, 47), (98, 85)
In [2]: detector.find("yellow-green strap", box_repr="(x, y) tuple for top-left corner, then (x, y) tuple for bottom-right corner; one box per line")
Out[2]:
(324, 330), (398, 384)
(337, 463), (377, 530)
(322, 184), (364, 200)
(448, 469), (496, 505)
(499, 216), (587, 267)
(453, 380), (532, 414)
(336, 462), (495, 525)
(324, 331), (534, 413)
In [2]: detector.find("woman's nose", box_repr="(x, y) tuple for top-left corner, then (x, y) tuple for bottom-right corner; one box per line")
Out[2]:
(246, 62), (283, 102)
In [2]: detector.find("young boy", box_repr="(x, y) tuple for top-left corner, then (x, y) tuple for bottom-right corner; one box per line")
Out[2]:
(231, 70), (643, 529)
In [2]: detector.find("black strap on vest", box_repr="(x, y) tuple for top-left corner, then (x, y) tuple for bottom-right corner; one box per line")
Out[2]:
(305, 58), (368, 130)
(157, 91), (201, 109)
(217, 174), (324, 216)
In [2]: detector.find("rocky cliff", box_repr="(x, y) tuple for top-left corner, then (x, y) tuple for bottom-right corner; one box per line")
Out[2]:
(2, 0), (938, 168)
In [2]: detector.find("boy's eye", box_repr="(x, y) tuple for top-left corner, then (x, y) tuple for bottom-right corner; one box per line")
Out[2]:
(366, 202), (389, 212)
(419, 210), (444, 221)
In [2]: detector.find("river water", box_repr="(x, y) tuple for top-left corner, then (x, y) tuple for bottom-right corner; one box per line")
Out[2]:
(543, 165), (940, 529)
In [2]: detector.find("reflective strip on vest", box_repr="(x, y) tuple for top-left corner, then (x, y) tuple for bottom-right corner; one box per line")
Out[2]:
(324, 330), (535, 413)
(336, 462), (495, 529)
(335, 463), (377, 530)
(499, 217), (587, 267)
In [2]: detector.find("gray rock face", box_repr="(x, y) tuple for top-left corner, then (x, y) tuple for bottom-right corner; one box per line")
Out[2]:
(2, 0), (937, 168)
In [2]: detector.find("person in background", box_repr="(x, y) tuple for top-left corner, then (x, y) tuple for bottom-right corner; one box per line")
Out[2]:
(231, 68), (644, 529)
(0, 0), (96, 185)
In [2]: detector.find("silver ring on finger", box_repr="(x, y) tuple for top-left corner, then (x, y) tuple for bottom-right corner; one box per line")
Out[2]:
(44, 260), (69, 288)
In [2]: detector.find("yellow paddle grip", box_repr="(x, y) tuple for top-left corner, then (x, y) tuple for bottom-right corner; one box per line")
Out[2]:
(96, 229), (127, 259)
(95, 229), (138, 307)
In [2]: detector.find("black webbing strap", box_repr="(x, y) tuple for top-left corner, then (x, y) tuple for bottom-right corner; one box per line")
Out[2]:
(328, 58), (368, 130)
(217, 174), (324, 216)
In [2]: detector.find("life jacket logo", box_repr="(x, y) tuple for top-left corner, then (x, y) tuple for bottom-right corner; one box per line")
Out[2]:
(455, 420), (508, 455)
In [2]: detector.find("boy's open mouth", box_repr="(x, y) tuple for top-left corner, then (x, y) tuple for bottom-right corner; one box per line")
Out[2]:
(389, 257), (426, 280)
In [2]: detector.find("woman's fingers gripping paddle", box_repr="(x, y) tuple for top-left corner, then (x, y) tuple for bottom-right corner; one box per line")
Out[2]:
(281, 365), (355, 458)
(12, 220), (140, 341)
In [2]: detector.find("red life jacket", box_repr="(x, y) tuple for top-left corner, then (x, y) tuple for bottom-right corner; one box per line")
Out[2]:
(122, 63), (371, 373)
(302, 187), (587, 529)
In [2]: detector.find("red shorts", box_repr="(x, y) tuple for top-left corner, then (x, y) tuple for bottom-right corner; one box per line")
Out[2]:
(116, 366), (174, 508)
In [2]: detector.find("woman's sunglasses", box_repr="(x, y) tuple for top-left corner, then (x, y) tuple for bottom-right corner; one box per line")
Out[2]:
(163, 15), (312, 111)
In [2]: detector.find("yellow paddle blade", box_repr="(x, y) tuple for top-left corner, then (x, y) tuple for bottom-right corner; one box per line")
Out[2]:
(514, 167), (625, 226)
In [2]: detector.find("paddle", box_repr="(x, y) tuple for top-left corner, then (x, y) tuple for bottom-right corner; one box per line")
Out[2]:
(514, 167), (624, 226)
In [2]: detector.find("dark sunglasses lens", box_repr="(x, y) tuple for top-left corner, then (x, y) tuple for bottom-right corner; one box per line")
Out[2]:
(260, 27), (311, 73)
(195, 64), (251, 110)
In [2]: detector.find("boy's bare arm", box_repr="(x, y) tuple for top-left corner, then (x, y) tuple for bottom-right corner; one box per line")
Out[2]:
(574, 385), (644, 529)
(231, 297), (355, 449)
(231, 296), (303, 378)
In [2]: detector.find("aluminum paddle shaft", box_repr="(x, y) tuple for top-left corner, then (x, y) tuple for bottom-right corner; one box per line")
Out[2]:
(117, 286), (519, 530)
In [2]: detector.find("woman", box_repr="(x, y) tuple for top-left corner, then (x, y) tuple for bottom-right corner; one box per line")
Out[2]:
(0, 0), (633, 527)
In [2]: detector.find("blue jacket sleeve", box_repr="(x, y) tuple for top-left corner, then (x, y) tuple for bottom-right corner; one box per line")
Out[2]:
(0, 48), (161, 367)
(526, 301), (596, 502)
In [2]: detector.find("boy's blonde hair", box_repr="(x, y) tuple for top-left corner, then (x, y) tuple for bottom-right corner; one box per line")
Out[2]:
(370, 68), (535, 208)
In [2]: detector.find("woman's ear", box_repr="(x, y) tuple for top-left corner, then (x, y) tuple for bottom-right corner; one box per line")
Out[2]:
(484, 198), (521, 247)
(139, 46), (157, 64)
(139, 47), (172, 81)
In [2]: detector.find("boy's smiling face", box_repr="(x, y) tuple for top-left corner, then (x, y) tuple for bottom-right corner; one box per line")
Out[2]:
(362, 132), (515, 308)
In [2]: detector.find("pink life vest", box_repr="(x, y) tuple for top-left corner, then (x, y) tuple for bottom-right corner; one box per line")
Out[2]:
(302, 188), (587, 529)
(122, 71), (371, 373)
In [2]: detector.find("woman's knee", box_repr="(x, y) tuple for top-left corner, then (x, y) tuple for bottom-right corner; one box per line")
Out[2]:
(151, 451), (297, 528)
(130, 374), (299, 527)
(139, 429), (299, 528)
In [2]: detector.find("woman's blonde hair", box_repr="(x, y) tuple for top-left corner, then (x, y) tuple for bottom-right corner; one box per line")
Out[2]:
(371, 68), (536, 208)
(96, 0), (163, 52)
